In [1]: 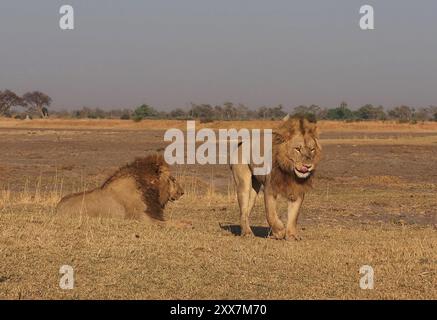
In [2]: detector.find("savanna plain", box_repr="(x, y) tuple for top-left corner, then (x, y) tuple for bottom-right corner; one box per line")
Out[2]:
(0, 119), (436, 299)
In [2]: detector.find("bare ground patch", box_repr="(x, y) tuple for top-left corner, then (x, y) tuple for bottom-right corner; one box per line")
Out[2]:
(0, 123), (436, 299)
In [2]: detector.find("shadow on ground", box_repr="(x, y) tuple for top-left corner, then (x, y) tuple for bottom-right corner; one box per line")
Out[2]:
(220, 224), (271, 238)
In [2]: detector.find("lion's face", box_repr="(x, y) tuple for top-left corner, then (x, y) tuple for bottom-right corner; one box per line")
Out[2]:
(158, 170), (184, 206)
(274, 118), (322, 180)
(167, 175), (184, 202)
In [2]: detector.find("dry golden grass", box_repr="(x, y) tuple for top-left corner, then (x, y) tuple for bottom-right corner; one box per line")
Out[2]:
(1, 176), (436, 300)
(322, 135), (437, 146)
(1, 119), (436, 299)
(1, 118), (437, 132)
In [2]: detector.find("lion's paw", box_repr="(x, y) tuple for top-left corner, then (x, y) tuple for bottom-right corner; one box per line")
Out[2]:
(241, 230), (254, 237)
(269, 228), (286, 240)
(285, 233), (302, 241)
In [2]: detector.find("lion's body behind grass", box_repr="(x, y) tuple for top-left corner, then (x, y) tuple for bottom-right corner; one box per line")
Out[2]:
(56, 154), (184, 220)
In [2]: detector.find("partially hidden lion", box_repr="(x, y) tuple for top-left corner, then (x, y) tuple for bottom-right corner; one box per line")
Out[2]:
(56, 154), (184, 221)
(230, 116), (322, 240)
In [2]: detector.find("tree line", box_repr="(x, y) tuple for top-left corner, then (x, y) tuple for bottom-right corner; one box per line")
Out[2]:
(0, 90), (51, 118)
(69, 102), (437, 123)
(2, 89), (436, 123)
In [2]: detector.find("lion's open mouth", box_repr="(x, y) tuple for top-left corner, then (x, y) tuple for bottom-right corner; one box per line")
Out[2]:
(294, 167), (312, 179)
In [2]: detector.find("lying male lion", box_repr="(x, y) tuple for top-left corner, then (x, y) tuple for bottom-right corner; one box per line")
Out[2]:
(56, 154), (184, 221)
(231, 116), (322, 240)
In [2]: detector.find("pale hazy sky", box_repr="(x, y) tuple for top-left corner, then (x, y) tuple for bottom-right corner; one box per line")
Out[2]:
(1, 0), (436, 110)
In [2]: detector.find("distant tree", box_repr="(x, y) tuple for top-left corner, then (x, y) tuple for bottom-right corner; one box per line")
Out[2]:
(223, 102), (237, 120)
(189, 103), (214, 120)
(22, 91), (52, 118)
(428, 106), (437, 121)
(388, 105), (413, 123)
(317, 108), (329, 120)
(257, 106), (269, 120)
(293, 105), (309, 115)
(270, 104), (287, 119)
(246, 108), (258, 119)
(326, 101), (354, 120)
(0, 90), (25, 116)
(120, 113), (131, 120)
(68, 107), (132, 119)
(376, 105), (387, 120)
(236, 103), (249, 120)
(292, 104), (321, 120)
(169, 108), (187, 119)
(414, 107), (431, 122)
(355, 104), (387, 120)
(111, 108), (132, 120)
(132, 104), (158, 121)
(73, 107), (93, 118)
(213, 105), (224, 120)
(412, 105), (437, 122)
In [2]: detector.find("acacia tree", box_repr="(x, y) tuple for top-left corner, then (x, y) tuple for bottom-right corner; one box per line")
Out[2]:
(23, 91), (52, 118)
(0, 90), (24, 116)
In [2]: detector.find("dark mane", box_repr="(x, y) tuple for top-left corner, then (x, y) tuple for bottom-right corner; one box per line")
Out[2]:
(102, 154), (169, 219)
(270, 117), (321, 200)
(270, 166), (314, 200)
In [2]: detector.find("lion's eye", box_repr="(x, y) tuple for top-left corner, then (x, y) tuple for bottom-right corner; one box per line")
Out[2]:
(295, 147), (301, 153)
(311, 148), (315, 153)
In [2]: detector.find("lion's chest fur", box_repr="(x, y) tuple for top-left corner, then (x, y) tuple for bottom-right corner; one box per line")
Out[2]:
(267, 167), (313, 200)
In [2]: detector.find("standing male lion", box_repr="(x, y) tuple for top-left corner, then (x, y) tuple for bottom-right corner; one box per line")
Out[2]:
(56, 154), (184, 221)
(230, 116), (322, 240)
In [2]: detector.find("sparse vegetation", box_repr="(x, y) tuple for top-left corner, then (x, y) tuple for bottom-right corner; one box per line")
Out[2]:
(0, 121), (436, 299)
(2, 88), (437, 123)
(132, 104), (159, 121)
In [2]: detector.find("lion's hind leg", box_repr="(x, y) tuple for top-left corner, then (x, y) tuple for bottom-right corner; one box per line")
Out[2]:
(231, 164), (258, 236)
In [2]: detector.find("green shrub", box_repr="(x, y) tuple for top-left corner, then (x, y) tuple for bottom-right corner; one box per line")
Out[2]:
(132, 104), (158, 121)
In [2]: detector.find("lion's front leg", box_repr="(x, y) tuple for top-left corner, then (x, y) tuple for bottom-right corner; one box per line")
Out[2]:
(264, 187), (285, 239)
(285, 195), (304, 241)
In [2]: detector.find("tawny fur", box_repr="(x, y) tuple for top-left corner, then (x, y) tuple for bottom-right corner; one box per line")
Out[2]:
(270, 117), (322, 200)
(230, 116), (322, 239)
(56, 154), (184, 220)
